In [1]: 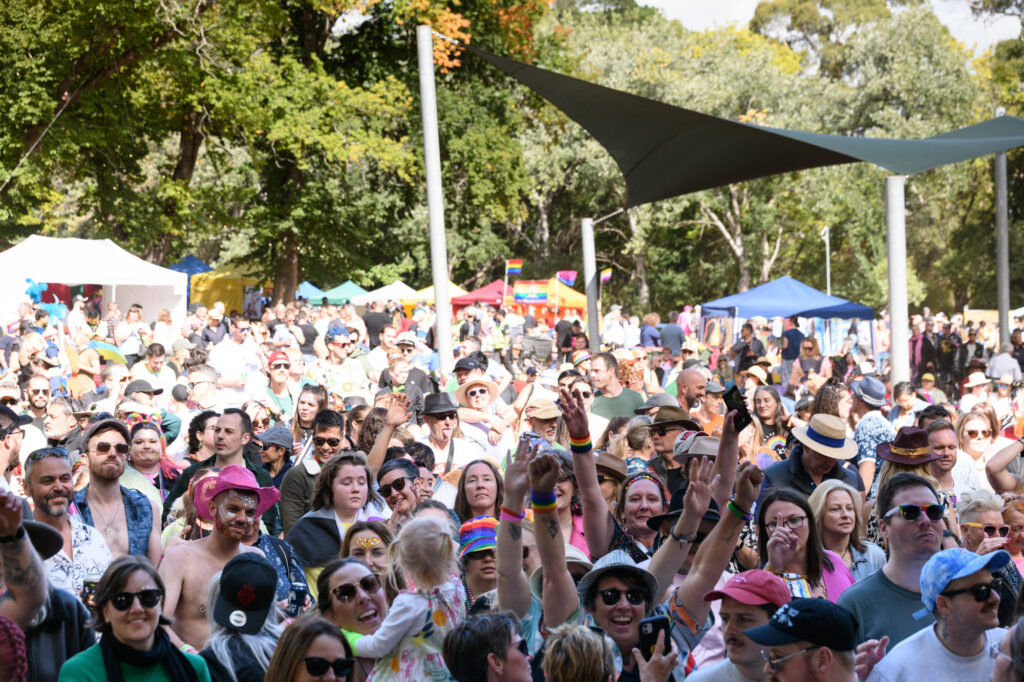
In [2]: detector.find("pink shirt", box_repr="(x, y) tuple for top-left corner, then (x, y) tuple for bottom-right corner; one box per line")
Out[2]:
(822, 549), (856, 602)
(570, 513), (589, 559)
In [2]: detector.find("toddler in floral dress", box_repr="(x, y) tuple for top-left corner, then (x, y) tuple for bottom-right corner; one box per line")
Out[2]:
(355, 517), (466, 681)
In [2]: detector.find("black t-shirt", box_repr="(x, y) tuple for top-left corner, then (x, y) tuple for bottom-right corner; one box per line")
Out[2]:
(297, 323), (318, 355)
(363, 312), (392, 348)
(555, 320), (573, 350)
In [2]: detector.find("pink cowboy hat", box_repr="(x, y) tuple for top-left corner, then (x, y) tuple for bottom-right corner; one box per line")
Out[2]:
(194, 465), (280, 521)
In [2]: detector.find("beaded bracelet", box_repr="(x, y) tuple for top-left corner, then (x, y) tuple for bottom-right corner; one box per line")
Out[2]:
(530, 488), (557, 513)
(569, 434), (592, 454)
(727, 499), (752, 521)
(499, 506), (526, 523)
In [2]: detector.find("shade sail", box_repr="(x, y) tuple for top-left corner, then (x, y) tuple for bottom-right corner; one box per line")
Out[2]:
(296, 281), (326, 300)
(322, 280), (368, 305)
(468, 47), (1024, 206)
(452, 280), (513, 307)
(701, 276), (873, 320)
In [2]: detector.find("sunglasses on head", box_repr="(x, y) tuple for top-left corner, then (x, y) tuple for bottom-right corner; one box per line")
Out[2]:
(963, 521), (1011, 538)
(941, 577), (1003, 603)
(302, 657), (355, 677)
(596, 587), (648, 606)
(331, 574), (380, 603)
(966, 429), (992, 439)
(109, 589), (163, 611)
(94, 442), (130, 455)
(313, 436), (342, 448)
(27, 446), (68, 461)
(379, 476), (415, 498)
(270, 363), (291, 370)
(884, 503), (945, 522)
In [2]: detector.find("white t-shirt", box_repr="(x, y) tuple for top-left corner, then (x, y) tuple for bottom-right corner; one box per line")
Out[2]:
(686, 659), (762, 682)
(417, 436), (484, 475)
(866, 624), (1004, 682)
(208, 337), (265, 408)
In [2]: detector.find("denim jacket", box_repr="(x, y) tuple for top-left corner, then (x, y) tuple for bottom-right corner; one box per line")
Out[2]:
(74, 485), (152, 557)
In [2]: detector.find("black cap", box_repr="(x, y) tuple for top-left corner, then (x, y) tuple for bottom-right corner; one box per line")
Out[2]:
(213, 553), (277, 635)
(647, 492), (720, 531)
(0, 406), (32, 433)
(170, 384), (189, 402)
(124, 380), (163, 396)
(744, 598), (858, 652)
(453, 357), (480, 373)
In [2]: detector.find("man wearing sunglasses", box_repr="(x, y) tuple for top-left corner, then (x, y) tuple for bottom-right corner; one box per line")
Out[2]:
(957, 488), (1023, 626)
(0, 406), (31, 492)
(862, 548), (1011, 681)
(313, 327), (373, 404)
(648, 406), (701, 495)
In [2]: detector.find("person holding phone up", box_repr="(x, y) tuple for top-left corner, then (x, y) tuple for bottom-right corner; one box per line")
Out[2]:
(728, 324), (766, 375)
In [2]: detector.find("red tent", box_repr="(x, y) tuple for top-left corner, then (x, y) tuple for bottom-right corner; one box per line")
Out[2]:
(452, 279), (512, 307)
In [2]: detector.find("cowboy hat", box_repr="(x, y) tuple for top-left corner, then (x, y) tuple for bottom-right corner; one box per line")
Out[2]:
(649, 406), (701, 432)
(454, 378), (499, 408)
(194, 465), (281, 522)
(673, 431), (720, 463)
(740, 365), (768, 385)
(964, 371), (991, 389)
(791, 414), (857, 460)
(876, 426), (940, 465)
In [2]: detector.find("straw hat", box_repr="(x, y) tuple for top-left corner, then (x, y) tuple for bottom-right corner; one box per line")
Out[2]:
(964, 371), (990, 389)
(791, 414), (857, 460)
(454, 378), (499, 408)
(740, 365), (768, 385)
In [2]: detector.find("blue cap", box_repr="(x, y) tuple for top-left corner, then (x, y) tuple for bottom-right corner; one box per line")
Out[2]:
(916, 548), (1010, 618)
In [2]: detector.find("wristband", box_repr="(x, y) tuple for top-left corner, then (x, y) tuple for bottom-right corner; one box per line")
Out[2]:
(499, 506), (525, 523)
(530, 488), (557, 513)
(569, 434), (592, 454)
(669, 528), (696, 546)
(0, 525), (25, 544)
(727, 499), (752, 522)
(179, 644), (198, 654)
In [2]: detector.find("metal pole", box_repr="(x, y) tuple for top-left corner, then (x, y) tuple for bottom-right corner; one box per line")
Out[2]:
(417, 26), (452, 374)
(886, 176), (911, 384)
(581, 217), (601, 353)
(996, 106), (1010, 347)
(820, 225), (831, 296)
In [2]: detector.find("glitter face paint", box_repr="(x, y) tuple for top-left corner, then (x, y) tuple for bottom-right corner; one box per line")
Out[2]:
(213, 490), (257, 540)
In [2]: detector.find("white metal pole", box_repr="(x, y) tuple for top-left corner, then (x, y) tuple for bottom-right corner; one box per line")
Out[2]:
(886, 176), (911, 384)
(581, 218), (600, 353)
(821, 225), (831, 296)
(417, 26), (452, 375)
(996, 107), (1010, 347)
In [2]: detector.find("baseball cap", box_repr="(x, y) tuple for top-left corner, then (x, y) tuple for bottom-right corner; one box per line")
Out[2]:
(0, 406), (32, 434)
(171, 338), (196, 353)
(744, 598), (858, 652)
(704, 569), (791, 607)
(124, 380), (163, 396)
(916, 548), (1010, 616)
(453, 357), (481, 373)
(267, 350), (289, 365)
(213, 553), (277, 635)
(705, 380), (725, 394)
(254, 425), (294, 452)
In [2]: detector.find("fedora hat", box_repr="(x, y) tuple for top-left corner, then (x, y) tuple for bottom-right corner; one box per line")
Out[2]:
(964, 371), (991, 389)
(525, 399), (560, 421)
(791, 414), (857, 460)
(650, 406), (701, 432)
(194, 465), (281, 522)
(595, 450), (628, 483)
(634, 392), (677, 414)
(850, 376), (886, 408)
(876, 426), (940, 465)
(423, 392), (460, 416)
(740, 365), (768, 385)
(647, 489), (721, 531)
(672, 432), (720, 463)
(454, 378), (499, 408)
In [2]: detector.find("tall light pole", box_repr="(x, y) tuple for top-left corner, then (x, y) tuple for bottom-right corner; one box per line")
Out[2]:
(820, 225), (831, 296)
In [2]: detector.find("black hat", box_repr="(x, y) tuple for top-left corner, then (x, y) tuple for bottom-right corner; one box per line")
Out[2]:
(170, 384), (189, 402)
(744, 598), (858, 652)
(0, 407), (32, 434)
(213, 553), (277, 635)
(423, 392), (460, 416)
(124, 380), (163, 396)
(453, 357), (481, 373)
(647, 491), (720, 531)
(24, 520), (63, 561)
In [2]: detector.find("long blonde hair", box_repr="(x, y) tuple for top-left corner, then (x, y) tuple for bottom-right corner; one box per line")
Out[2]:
(390, 517), (456, 590)
(809, 480), (866, 553)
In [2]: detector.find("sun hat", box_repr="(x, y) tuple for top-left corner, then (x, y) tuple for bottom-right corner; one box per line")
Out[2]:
(916, 548), (1010, 617)
(194, 465), (281, 522)
(171, 338), (196, 353)
(791, 413), (857, 460)
(576, 549), (659, 614)
(876, 426), (940, 465)
(525, 399), (560, 421)
(965, 371), (991, 389)
(213, 553), (278, 635)
(529, 544), (593, 599)
(634, 392), (678, 414)
(458, 516), (499, 560)
(704, 569), (791, 607)
(850, 376), (886, 409)
(744, 598), (858, 652)
(672, 431), (719, 463)
(454, 378), (499, 408)
(595, 450), (628, 483)
(740, 366), (768, 385)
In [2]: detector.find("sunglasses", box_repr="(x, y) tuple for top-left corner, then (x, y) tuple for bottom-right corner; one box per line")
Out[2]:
(331, 574), (380, 602)
(466, 548), (496, 562)
(188, 379), (211, 389)
(431, 412), (458, 422)
(576, 391), (593, 399)
(651, 425), (682, 437)
(270, 363), (291, 370)
(109, 589), (163, 611)
(884, 503), (945, 522)
(379, 476), (415, 498)
(998, 383), (1011, 389)
(93, 442), (130, 455)
(941, 578), (1003, 603)
(466, 388), (489, 398)
(313, 436), (342, 448)
(762, 646), (821, 672)
(966, 429), (992, 439)
(28, 388), (50, 396)
(963, 522), (1011, 538)
(253, 418), (270, 428)
(596, 587), (648, 606)
(766, 515), (807, 534)
(512, 639), (529, 657)
(0, 397), (17, 406)
(302, 657), (355, 677)
(236, 327), (251, 333)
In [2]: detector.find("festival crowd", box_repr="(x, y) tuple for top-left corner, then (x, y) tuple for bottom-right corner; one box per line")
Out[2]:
(0, 294), (1023, 681)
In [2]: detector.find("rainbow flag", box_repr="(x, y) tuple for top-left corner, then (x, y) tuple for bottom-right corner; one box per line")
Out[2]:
(513, 280), (548, 304)
(600, 268), (612, 283)
(556, 270), (577, 287)
(506, 259), (523, 275)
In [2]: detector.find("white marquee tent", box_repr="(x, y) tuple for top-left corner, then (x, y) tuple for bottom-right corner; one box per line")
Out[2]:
(350, 280), (419, 307)
(0, 236), (188, 323)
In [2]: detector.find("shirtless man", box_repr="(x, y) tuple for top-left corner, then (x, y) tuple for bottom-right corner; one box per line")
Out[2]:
(159, 465), (280, 648)
(72, 419), (162, 565)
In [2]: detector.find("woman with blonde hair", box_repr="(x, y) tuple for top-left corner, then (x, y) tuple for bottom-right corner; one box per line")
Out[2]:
(542, 623), (621, 682)
(809, 479), (885, 581)
(788, 335), (832, 397)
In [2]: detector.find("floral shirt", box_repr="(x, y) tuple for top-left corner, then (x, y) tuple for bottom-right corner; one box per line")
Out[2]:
(853, 411), (895, 470)
(44, 517), (114, 597)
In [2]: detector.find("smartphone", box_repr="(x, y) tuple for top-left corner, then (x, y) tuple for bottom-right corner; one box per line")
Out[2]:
(638, 615), (671, 660)
(722, 384), (754, 432)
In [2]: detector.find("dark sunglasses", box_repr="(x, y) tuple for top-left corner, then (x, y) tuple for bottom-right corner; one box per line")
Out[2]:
(379, 476), (415, 498)
(313, 436), (342, 448)
(966, 429), (992, 439)
(270, 363), (291, 370)
(430, 412), (457, 422)
(109, 589), (163, 611)
(28, 388), (50, 395)
(253, 418), (270, 428)
(596, 587), (648, 606)
(466, 548), (496, 562)
(884, 503), (945, 522)
(0, 397), (17, 406)
(651, 425), (681, 437)
(94, 442), (130, 455)
(964, 522), (1011, 538)
(302, 657), (355, 677)
(512, 639), (529, 657)
(942, 578), (1003, 603)
(576, 391), (593, 399)
(331, 574), (380, 603)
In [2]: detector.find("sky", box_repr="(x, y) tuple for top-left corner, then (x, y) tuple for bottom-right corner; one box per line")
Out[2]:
(641, 1), (1021, 54)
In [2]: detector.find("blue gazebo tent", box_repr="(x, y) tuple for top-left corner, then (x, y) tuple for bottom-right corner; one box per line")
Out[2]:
(296, 281), (326, 301)
(169, 255), (212, 302)
(322, 280), (368, 305)
(701, 276), (874, 320)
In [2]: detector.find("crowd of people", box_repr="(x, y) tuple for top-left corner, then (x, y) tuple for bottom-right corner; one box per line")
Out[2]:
(1, 294), (1024, 681)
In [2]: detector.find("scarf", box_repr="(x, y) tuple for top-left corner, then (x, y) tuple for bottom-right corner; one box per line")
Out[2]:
(100, 627), (198, 682)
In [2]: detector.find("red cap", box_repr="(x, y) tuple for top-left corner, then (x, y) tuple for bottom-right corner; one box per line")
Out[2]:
(268, 350), (290, 366)
(703, 569), (791, 607)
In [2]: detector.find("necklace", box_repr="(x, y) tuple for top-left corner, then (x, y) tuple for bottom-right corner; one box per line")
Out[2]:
(90, 493), (123, 536)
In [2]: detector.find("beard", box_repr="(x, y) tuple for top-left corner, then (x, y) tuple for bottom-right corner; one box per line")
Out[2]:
(685, 393), (701, 409)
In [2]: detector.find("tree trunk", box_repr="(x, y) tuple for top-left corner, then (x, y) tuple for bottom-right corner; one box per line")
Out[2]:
(627, 209), (650, 309)
(144, 107), (205, 264)
(273, 234), (299, 304)
(532, 189), (551, 259)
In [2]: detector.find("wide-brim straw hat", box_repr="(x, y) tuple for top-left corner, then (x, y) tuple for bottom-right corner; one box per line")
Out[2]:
(791, 414), (857, 460)
(454, 378), (499, 408)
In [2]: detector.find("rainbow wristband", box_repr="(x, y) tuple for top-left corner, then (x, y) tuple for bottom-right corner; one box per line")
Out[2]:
(727, 499), (752, 522)
(569, 434), (592, 454)
(499, 506), (526, 523)
(530, 488), (557, 513)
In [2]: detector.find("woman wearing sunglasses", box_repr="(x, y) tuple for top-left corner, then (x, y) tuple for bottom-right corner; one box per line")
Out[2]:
(957, 411), (999, 488)
(958, 489), (1024, 626)
(265, 615), (355, 682)
(454, 378), (515, 460)
(376, 459), (422, 530)
(58, 555), (210, 682)
(316, 558), (389, 680)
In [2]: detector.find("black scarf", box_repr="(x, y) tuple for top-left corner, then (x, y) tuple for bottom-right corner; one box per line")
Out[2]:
(99, 627), (199, 682)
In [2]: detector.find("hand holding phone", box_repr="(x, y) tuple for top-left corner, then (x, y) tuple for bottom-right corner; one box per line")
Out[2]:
(722, 384), (753, 432)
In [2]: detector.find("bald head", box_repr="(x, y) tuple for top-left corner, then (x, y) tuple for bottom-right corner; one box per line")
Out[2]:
(677, 369), (706, 410)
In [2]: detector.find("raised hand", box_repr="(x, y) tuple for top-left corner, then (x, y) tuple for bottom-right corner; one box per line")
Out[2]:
(0, 490), (23, 537)
(766, 525), (800, 571)
(527, 447), (560, 493)
(558, 387), (589, 440)
(384, 393), (412, 427)
(855, 637), (888, 680)
(733, 461), (764, 511)
(682, 457), (718, 521)
(720, 408), (739, 441)
(503, 437), (533, 508)
(632, 629), (679, 682)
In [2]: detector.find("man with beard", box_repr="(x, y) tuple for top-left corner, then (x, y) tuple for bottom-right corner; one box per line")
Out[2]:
(417, 393), (483, 479)
(73, 419), (162, 565)
(926, 419), (981, 502)
(159, 464), (280, 649)
(0, 406), (30, 492)
(648, 406), (701, 494)
(43, 396), (84, 458)
(25, 446), (112, 595)
(675, 368), (707, 412)
(21, 374), (50, 433)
